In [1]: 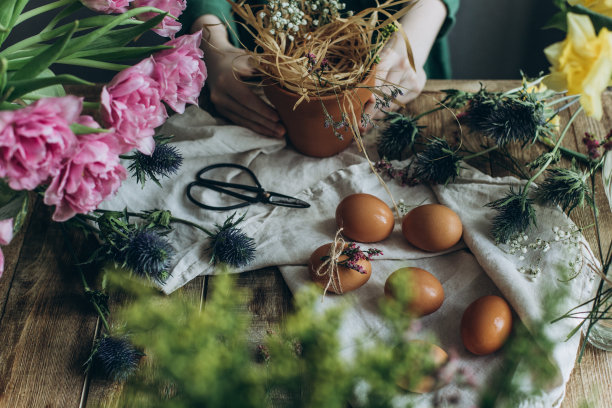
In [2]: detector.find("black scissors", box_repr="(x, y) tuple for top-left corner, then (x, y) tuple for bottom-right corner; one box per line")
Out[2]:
(186, 163), (310, 211)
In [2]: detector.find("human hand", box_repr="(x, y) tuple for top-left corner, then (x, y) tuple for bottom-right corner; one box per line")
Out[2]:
(205, 45), (286, 138)
(361, 41), (426, 131)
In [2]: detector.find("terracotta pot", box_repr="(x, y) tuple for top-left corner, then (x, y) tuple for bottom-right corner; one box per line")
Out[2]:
(263, 71), (375, 157)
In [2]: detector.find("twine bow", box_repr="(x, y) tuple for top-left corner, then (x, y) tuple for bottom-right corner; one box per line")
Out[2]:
(315, 228), (347, 296)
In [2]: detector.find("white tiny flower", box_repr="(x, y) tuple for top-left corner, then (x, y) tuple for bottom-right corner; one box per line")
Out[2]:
(519, 255), (525, 261)
(522, 234), (528, 241)
(521, 247), (528, 254)
(543, 244), (550, 252)
(554, 235), (560, 241)
(553, 226), (559, 232)
(323, 8), (329, 14)
(313, 19), (319, 25)
(312, 4), (317, 10)
(288, 34), (294, 41)
(287, 22), (294, 29)
(347, 10), (353, 16)
(269, 29), (275, 35)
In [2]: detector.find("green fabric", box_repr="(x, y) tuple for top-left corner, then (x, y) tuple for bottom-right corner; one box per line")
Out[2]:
(182, 0), (459, 79)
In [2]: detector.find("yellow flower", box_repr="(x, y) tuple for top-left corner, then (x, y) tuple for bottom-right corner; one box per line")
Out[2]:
(544, 13), (612, 120)
(568, 0), (612, 18)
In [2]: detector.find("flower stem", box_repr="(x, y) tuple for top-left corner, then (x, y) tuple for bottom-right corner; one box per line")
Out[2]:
(93, 208), (214, 236)
(16, 0), (77, 25)
(413, 105), (444, 121)
(544, 94), (580, 108)
(59, 224), (111, 333)
(502, 77), (545, 96)
(56, 58), (129, 71)
(523, 107), (583, 194)
(463, 145), (499, 161)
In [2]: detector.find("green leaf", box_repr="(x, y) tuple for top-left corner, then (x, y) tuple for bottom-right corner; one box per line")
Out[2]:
(11, 21), (78, 81)
(7, 74), (93, 100)
(59, 7), (169, 59)
(70, 123), (111, 135)
(546, 6), (612, 32)
(0, 181), (28, 233)
(84, 13), (166, 51)
(68, 45), (173, 62)
(543, 10), (568, 31)
(20, 69), (66, 99)
(0, 57), (7, 93)
(0, 14), (143, 58)
(0, 0), (29, 46)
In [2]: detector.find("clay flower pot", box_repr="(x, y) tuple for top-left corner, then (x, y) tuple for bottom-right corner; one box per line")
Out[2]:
(263, 70), (376, 157)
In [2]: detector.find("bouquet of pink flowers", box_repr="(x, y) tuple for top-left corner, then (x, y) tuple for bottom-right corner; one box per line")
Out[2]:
(0, 0), (208, 274)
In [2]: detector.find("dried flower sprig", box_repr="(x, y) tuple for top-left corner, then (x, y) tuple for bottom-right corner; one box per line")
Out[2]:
(321, 242), (382, 274)
(231, 0), (414, 99)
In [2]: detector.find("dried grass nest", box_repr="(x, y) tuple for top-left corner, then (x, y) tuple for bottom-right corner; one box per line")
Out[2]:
(230, 0), (415, 103)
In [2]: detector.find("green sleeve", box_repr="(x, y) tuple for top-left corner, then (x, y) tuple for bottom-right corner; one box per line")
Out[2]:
(437, 0), (460, 38)
(181, 0), (239, 41)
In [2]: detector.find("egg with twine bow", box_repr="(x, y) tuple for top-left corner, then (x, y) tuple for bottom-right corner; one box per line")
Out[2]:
(309, 239), (378, 295)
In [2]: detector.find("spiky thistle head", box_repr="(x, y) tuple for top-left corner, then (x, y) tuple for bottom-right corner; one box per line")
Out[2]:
(124, 229), (174, 283)
(413, 137), (462, 185)
(209, 213), (256, 268)
(466, 92), (548, 146)
(486, 188), (537, 243)
(92, 336), (144, 382)
(535, 167), (593, 214)
(377, 111), (422, 160)
(127, 137), (183, 187)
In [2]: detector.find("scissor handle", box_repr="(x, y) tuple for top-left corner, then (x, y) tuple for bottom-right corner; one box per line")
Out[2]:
(196, 163), (262, 189)
(187, 163), (265, 211)
(186, 181), (253, 211)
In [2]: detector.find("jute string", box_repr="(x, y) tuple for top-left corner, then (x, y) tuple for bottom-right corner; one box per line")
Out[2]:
(315, 228), (347, 296)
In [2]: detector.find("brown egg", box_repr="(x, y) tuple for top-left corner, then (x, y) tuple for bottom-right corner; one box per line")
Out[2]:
(309, 243), (372, 294)
(461, 295), (513, 355)
(397, 341), (448, 393)
(384, 267), (444, 316)
(336, 193), (394, 243)
(402, 204), (462, 252)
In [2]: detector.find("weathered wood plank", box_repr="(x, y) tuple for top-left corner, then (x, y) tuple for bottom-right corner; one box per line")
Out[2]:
(0, 200), (99, 408)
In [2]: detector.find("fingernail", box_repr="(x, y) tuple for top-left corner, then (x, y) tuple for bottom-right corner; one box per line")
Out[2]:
(275, 124), (286, 137)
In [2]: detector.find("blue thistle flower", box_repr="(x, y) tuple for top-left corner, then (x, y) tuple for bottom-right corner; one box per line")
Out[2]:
(125, 229), (174, 283)
(413, 137), (462, 185)
(377, 111), (423, 160)
(486, 189), (537, 243)
(93, 336), (143, 382)
(209, 214), (256, 268)
(466, 92), (548, 146)
(127, 142), (183, 187)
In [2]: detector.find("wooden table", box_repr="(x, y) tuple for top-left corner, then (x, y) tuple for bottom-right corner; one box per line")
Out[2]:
(0, 80), (610, 407)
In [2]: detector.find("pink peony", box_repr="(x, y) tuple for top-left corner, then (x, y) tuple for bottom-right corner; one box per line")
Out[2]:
(101, 58), (167, 155)
(44, 116), (127, 222)
(0, 218), (14, 278)
(153, 31), (207, 114)
(81, 0), (132, 13)
(0, 97), (81, 190)
(132, 0), (186, 38)
(0, 218), (14, 246)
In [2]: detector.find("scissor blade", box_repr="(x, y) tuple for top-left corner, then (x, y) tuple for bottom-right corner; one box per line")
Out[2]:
(267, 192), (310, 208)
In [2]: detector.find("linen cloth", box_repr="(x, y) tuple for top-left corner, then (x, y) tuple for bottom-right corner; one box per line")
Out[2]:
(101, 106), (595, 407)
